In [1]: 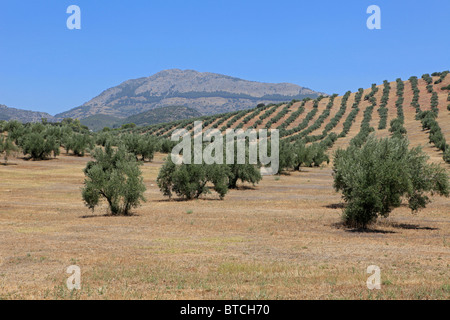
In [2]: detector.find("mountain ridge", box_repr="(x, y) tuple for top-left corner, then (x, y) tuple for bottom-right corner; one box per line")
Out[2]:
(0, 104), (55, 123)
(55, 69), (325, 120)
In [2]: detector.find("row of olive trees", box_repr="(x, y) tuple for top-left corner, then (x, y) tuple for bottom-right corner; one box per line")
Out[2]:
(82, 133), (450, 229)
(0, 119), (176, 161)
(411, 74), (450, 164)
(156, 141), (263, 200)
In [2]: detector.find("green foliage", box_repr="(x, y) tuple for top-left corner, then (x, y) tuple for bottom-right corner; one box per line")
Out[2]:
(0, 135), (18, 164)
(349, 104), (375, 148)
(121, 123), (137, 130)
(389, 118), (407, 139)
(278, 141), (296, 173)
(281, 141), (330, 171)
(333, 136), (449, 228)
(338, 88), (364, 139)
(444, 149), (450, 164)
(95, 131), (113, 147)
(291, 142), (311, 170)
(157, 157), (230, 200)
(417, 111), (447, 152)
(433, 70), (449, 84)
(339, 108), (360, 138)
(377, 81), (390, 130)
(421, 73), (433, 85)
(388, 78), (405, 137)
(409, 76), (421, 113)
(61, 118), (90, 133)
(20, 132), (60, 160)
(227, 147), (262, 188)
(287, 94), (338, 143)
(121, 133), (158, 161)
(227, 162), (262, 188)
(277, 100), (306, 133)
(160, 138), (177, 153)
(64, 133), (93, 156)
(282, 97), (323, 139)
(82, 145), (146, 215)
(3, 120), (25, 143)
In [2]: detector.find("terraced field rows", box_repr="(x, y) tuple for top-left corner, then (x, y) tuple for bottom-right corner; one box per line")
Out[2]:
(132, 72), (450, 166)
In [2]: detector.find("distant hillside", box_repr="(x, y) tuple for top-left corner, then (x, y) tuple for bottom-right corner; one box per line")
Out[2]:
(79, 114), (122, 132)
(80, 105), (202, 131)
(0, 104), (55, 123)
(128, 71), (450, 166)
(55, 69), (325, 120)
(122, 105), (201, 128)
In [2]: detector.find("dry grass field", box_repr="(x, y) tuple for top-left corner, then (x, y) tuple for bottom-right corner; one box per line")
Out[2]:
(1, 74), (449, 300)
(0, 150), (449, 300)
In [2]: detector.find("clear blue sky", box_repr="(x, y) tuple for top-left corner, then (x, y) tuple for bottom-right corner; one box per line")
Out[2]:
(0, 0), (449, 115)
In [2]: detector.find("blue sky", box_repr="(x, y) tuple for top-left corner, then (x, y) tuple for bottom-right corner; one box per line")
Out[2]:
(0, 0), (449, 115)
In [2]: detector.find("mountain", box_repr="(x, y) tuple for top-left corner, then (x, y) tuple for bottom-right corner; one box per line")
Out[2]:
(55, 69), (325, 121)
(80, 105), (202, 131)
(0, 104), (55, 123)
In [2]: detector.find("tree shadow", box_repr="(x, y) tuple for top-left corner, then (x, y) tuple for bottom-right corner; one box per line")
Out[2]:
(233, 185), (257, 191)
(80, 213), (140, 218)
(20, 156), (57, 161)
(154, 197), (223, 202)
(324, 203), (345, 209)
(154, 198), (191, 203)
(0, 162), (18, 166)
(331, 222), (396, 234)
(390, 223), (438, 231)
(345, 228), (396, 234)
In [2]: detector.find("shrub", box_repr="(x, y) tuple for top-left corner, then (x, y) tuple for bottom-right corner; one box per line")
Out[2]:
(82, 144), (146, 215)
(20, 132), (60, 160)
(389, 118), (407, 138)
(422, 73), (433, 85)
(0, 135), (18, 164)
(95, 132), (112, 147)
(138, 135), (157, 162)
(333, 136), (449, 228)
(157, 157), (230, 200)
(339, 108), (359, 138)
(290, 142), (329, 169)
(0, 120), (6, 133)
(227, 162), (261, 188)
(121, 123), (136, 130)
(121, 133), (158, 161)
(64, 133), (93, 156)
(308, 143), (330, 167)
(444, 149), (450, 164)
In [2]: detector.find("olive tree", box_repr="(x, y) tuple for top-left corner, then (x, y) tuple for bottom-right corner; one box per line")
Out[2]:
(226, 141), (262, 188)
(333, 136), (449, 228)
(64, 133), (93, 156)
(157, 157), (230, 200)
(20, 132), (60, 160)
(82, 144), (146, 215)
(0, 135), (18, 164)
